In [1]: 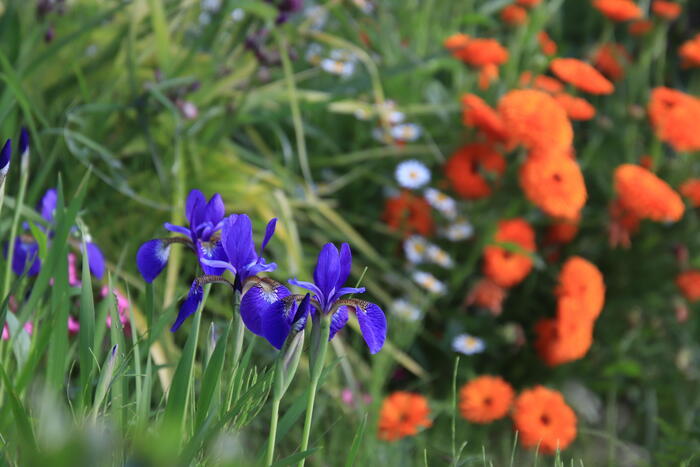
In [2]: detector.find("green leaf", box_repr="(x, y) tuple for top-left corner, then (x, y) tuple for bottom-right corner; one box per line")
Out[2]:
(344, 414), (368, 467)
(0, 363), (37, 453)
(270, 448), (320, 467)
(78, 226), (97, 410)
(195, 321), (230, 430)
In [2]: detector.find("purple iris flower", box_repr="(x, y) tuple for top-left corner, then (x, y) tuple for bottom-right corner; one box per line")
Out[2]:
(170, 213), (278, 332)
(136, 189), (226, 283)
(0, 138), (11, 184)
(289, 243), (387, 354)
(10, 188), (105, 278)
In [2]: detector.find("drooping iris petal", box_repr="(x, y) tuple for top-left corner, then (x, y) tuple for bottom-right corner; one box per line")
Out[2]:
(313, 243), (340, 300)
(222, 214), (256, 272)
(185, 189), (206, 228)
(355, 302), (387, 354)
(260, 299), (294, 349)
(171, 281), (204, 331)
(39, 188), (58, 224)
(260, 218), (277, 255)
(163, 223), (191, 237)
(86, 242), (105, 279)
(336, 243), (352, 290)
(329, 305), (349, 340)
(240, 281), (291, 335)
(205, 193), (225, 226)
(11, 238), (41, 276)
(136, 239), (170, 283)
(198, 240), (227, 276)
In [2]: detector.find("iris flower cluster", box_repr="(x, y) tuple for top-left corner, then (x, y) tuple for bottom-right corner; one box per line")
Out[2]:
(137, 189), (387, 353)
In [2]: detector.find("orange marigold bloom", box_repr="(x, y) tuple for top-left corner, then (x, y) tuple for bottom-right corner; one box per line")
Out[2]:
(454, 39), (509, 67)
(648, 87), (700, 152)
(501, 5), (528, 25)
(478, 64), (499, 90)
(517, 0), (541, 6)
(554, 94), (596, 121)
(378, 392), (432, 441)
(628, 20), (653, 36)
(519, 72), (564, 94)
(550, 58), (614, 95)
(614, 164), (685, 222)
(679, 34), (700, 68)
(519, 154), (587, 220)
(513, 386), (577, 453)
(382, 190), (435, 236)
(534, 313), (594, 366)
(652, 1), (681, 20)
(592, 43), (630, 81)
(546, 218), (579, 244)
(593, 0), (642, 22)
(461, 94), (508, 143)
(556, 256), (605, 320)
(445, 143), (506, 199)
(459, 376), (515, 423)
(676, 270), (700, 302)
(538, 31), (557, 56)
(466, 278), (508, 316)
(680, 179), (700, 207)
(483, 218), (536, 288)
(444, 33), (471, 57)
(498, 89), (573, 152)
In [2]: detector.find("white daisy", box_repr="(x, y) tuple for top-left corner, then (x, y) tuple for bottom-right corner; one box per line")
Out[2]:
(390, 123), (422, 142)
(412, 270), (446, 295)
(443, 221), (474, 241)
(426, 244), (454, 268)
(403, 236), (427, 264)
(321, 58), (355, 76)
(424, 188), (457, 219)
(452, 333), (485, 355)
(391, 299), (423, 321)
(395, 160), (431, 189)
(329, 49), (356, 62)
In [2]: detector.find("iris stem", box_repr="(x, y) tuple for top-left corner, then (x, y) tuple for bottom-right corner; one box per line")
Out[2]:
(298, 315), (331, 467)
(266, 397), (281, 466)
(231, 289), (244, 364)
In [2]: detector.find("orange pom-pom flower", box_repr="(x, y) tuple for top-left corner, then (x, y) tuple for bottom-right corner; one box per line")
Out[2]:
(483, 218), (536, 288)
(459, 376), (515, 423)
(550, 58), (614, 95)
(519, 154), (587, 220)
(445, 143), (506, 199)
(614, 164), (685, 222)
(378, 392), (432, 441)
(593, 0), (642, 22)
(513, 386), (577, 453)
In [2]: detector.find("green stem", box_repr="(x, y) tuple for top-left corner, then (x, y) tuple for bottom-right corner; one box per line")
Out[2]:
(266, 397), (281, 466)
(231, 289), (244, 364)
(298, 315), (331, 467)
(3, 154), (29, 299)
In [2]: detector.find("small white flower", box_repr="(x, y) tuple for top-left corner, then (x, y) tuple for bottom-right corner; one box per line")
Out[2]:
(412, 270), (446, 295)
(390, 123), (422, 142)
(330, 49), (356, 62)
(320, 59), (355, 76)
(403, 236), (427, 264)
(443, 221), (474, 241)
(391, 299), (422, 321)
(395, 160), (431, 189)
(452, 334), (485, 355)
(231, 8), (245, 21)
(426, 244), (453, 268)
(387, 110), (406, 125)
(424, 188), (457, 219)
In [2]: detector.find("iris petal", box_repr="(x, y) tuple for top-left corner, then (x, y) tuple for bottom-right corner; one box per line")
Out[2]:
(337, 243), (352, 289)
(355, 302), (387, 354)
(288, 278), (323, 301)
(260, 218), (277, 255)
(222, 214), (256, 271)
(332, 286), (365, 303)
(136, 239), (170, 283)
(0, 139), (10, 173)
(185, 189), (206, 228)
(205, 193), (225, 225)
(313, 243), (340, 300)
(163, 223), (191, 237)
(198, 240), (227, 275)
(39, 188), (58, 224)
(86, 242), (105, 279)
(171, 281), (204, 331)
(11, 239), (41, 276)
(240, 282), (291, 336)
(292, 293), (311, 332)
(329, 305), (349, 340)
(260, 300), (293, 349)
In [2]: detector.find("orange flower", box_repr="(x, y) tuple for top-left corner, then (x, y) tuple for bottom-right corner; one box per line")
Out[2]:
(498, 89), (573, 152)
(519, 72), (564, 94)
(444, 33), (471, 57)
(517, 0), (541, 6)
(628, 20), (654, 36)
(513, 386), (577, 453)
(459, 376), (514, 423)
(519, 155), (587, 220)
(652, 1), (681, 20)
(382, 191), (435, 236)
(593, 0), (642, 21)
(378, 392), (432, 441)
(648, 87), (700, 152)
(679, 34), (700, 68)
(534, 313), (594, 366)
(478, 64), (499, 90)
(550, 58), (614, 95)
(680, 179), (700, 207)
(466, 279), (508, 316)
(556, 256), (605, 320)
(592, 43), (630, 81)
(461, 94), (508, 143)
(445, 143), (506, 199)
(501, 4), (528, 25)
(483, 218), (536, 288)
(538, 31), (557, 56)
(676, 270), (700, 302)
(454, 39), (509, 67)
(546, 218), (579, 244)
(554, 94), (596, 121)
(614, 164), (685, 222)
